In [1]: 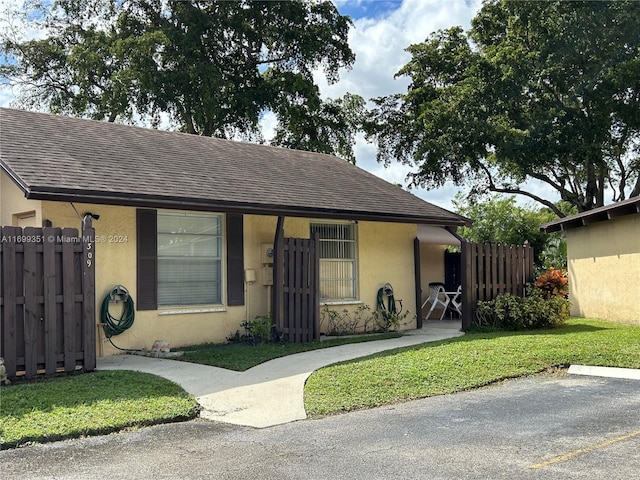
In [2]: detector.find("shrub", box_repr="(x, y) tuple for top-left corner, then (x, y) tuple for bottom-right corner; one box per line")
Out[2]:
(372, 308), (411, 333)
(535, 268), (569, 298)
(475, 289), (571, 330)
(241, 314), (274, 344)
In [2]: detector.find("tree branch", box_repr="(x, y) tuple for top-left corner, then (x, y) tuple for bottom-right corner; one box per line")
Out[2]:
(478, 163), (565, 217)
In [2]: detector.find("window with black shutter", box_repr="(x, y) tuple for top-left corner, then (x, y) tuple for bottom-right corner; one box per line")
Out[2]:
(136, 209), (244, 309)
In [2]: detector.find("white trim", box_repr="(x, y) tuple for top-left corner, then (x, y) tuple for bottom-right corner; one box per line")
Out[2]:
(320, 300), (363, 306)
(158, 307), (227, 315)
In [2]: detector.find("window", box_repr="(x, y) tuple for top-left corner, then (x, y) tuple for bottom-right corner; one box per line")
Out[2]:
(311, 222), (357, 300)
(136, 209), (244, 310)
(157, 212), (223, 306)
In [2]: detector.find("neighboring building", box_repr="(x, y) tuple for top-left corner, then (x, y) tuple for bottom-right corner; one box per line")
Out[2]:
(541, 197), (640, 324)
(1, 108), (470, 354)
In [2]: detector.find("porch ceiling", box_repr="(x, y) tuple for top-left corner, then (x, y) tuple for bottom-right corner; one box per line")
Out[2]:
(417, 225), (462, 246)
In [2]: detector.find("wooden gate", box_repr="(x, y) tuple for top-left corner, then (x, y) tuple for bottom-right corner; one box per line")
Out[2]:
(460, 241), (534, 331)
(273, 222), (320, 343)
(0, 222), (96, 381)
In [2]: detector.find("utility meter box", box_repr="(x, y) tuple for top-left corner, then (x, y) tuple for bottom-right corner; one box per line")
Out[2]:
(261, 243), (275, 264)
(262, 266), (273, 286)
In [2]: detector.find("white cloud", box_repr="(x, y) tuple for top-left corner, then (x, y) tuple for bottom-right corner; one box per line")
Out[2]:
(316, 0), (483, 211)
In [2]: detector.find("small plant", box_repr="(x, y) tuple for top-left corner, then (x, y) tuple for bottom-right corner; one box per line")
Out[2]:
(320, 305), (360, 336)
(241, 314), (274, 344)
(372, 308), (411, 333)
(535, 268), (569, 298)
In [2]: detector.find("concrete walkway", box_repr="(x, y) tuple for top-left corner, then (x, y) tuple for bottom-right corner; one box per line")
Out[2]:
(97, 320), (464, 428)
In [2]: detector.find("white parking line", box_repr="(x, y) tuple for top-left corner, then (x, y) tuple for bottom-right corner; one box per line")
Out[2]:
(568, 365), (640, 380)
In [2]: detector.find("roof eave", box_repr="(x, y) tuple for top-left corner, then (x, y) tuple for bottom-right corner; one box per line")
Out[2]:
(25, 188), (469, 227)
(541, 196), (640, 233)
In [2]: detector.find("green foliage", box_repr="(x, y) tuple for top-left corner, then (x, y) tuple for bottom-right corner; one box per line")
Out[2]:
(305, 319), (640, 416)
(475, 289), (571, 330)
(241, 314), (274, 344)
(365, 0), (640, 213)
(0, 371), (198, 449)
(321, 304), (374, 336)
(372, 308), (412, 333)
(320, 304), (411, 335)
(0, 0), (362, 161)
(452, 193), (567, 268)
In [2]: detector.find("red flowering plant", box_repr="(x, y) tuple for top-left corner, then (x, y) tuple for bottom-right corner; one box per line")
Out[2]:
(535, 268), (568, 299)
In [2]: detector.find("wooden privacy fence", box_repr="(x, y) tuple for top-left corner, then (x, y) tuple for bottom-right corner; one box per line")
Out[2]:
(460, 241), (534, 330)
(0, 223), (96, 381)
(273, 230), (320, 343)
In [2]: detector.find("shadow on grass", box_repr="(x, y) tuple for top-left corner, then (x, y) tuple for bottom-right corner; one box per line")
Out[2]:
(0, 370), (199, 449)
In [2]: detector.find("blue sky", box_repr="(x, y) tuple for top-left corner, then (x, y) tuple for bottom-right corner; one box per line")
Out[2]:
(337, 0), (404, 19)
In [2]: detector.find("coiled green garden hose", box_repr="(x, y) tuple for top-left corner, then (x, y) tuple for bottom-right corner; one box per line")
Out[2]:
(101, 286), (135, 339)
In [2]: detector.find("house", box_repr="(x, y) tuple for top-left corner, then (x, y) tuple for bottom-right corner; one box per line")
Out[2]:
(0, 108), (470, 355)
(541, 197), (640, 324)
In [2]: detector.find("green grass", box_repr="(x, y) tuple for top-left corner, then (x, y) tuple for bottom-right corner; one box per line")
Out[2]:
(0, 370), (199, 449)
(177, 332), (402, 371)
(304, 318), (640, 417)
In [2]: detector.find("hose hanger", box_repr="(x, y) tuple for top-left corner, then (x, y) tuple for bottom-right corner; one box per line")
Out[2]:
(377, 282), (400, 314)
(101, 285), (136, 350)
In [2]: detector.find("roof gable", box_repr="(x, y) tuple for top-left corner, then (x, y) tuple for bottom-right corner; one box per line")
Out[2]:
(0, 108), (468, 226)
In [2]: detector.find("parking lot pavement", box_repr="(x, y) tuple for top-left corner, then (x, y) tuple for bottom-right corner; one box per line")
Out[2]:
(2, 373), (639, 480)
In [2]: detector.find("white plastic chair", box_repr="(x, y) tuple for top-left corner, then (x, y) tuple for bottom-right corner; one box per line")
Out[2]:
(448, 285), (462, 317)
(422, 283), (450, 321)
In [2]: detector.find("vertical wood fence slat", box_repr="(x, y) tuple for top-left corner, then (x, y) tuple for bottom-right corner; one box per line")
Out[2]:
(62, 228), (76, 373)
(2, 227), (18, 378)
(43, 227), (58, 375)
(23, 227), (38, 379)
(1, 225), (96, 380)
(490, 243), (498, 299)
(82, 221), (96, 371)
(300, 239), (309, 339)
(311, 231), (320, 340)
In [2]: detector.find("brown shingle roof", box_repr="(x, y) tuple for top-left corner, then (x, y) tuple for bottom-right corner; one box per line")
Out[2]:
(541, 196), (640, 233)
(0, 108), (468, 225)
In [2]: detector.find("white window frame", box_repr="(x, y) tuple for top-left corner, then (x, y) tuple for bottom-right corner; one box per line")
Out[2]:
(311, 221), (358, 301)
(157, 211), (223, 307)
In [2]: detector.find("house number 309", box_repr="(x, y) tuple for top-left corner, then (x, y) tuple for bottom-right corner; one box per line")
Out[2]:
(86, 242), (93, 267)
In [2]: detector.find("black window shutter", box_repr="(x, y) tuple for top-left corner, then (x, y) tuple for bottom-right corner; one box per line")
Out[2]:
(226, 214), (244, 306)
(136, 209), (157, 310)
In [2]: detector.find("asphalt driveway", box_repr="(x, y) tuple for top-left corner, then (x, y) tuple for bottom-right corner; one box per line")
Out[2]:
(3, 372), (639, 479)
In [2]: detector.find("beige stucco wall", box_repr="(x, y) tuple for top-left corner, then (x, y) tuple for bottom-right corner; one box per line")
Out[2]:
(0, 172), (42, 226)
(1, 179), (423, 354)
(566, 214), (640, 324)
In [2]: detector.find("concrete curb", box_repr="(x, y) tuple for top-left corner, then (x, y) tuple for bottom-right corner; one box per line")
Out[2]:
(568, 364), (640, 381)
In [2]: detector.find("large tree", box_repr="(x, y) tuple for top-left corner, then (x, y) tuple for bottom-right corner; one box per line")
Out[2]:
(365, 0), (640, 215)
(1, 0), (363, 160)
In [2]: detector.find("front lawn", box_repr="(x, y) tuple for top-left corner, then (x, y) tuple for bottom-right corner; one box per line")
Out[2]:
(177, 332), (401, 371)
(304, 318), (640, 416)
(0, 371), (199, 449)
